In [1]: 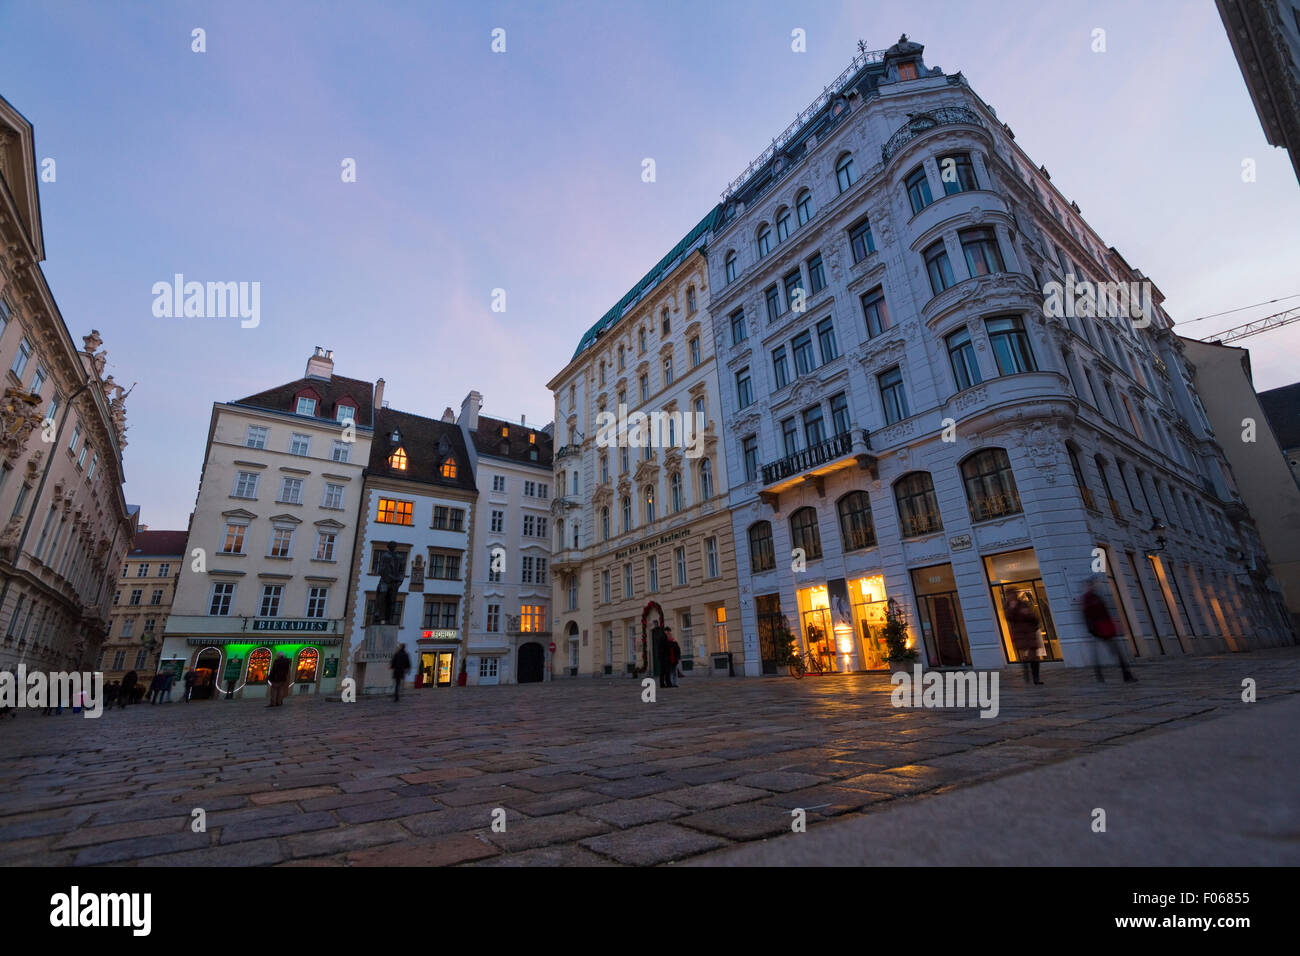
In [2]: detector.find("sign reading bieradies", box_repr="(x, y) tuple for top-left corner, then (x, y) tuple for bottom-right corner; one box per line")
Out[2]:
(614, 527), (692, 560)
(252, 619), (331, 633)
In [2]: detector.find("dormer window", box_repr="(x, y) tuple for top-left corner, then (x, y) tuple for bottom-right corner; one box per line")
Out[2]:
(389, 447), (408, 471)
(897, 62), (918, 80)
(296, 397), (317, 415)
(336, 404), (355, 423)
(529, 433), (536, 444)
(440, 459), (457, 479)
(500, 425), (508, 438)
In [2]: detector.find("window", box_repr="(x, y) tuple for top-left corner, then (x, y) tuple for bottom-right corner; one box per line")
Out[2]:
(490, 510), (504, 534)
(306, 587), (329, 618)
(622, 495), (632, 533)
(849, 218), (875, 262)
(289, 433), (311, 456)
(319, 482), (344, 509)
(836, 153), (855, 192)
(492, 475), (505, 492)
(295, 397), (317, 415)
(644, 485), (656, 523)
(878, 366), (909, 424)
(150, 589), (163, 606)
(687, 286), (697, 313)
(730, 309), (746, 345)
(735, 367), (754, 407)
(68, 423), (81, 454)
(388, 447), (407, 470)
(129, 589), (143, 606)
(1116, 460), (1139, 511)
(816, 317), (838, 362)
(947, 326), (981, 390)
(860, 287), (891, 338)
(623, 563), (634, 599)
(796, 189), (814, 225)
(689, 336), (701, 367)
(427, 550), (462, 581)
(897, 61), (917, 80)
(113, 590), (121, 605)
(772, 347), (790, 389)
(895, 472), (943, 537)
(245, 425), (268, 449)
(520, 605), (545, 632)
(1068, 445), (1096, 510)
(962, 448), (1022, 521)
(705, 537), (719, 578)
(331, 440), (351, 463)
(663, 357), (674, 386)
(783, 270), (804, 312)
(803, 405), (826, 446)
(699, 459), (714, 499)
(782, 417), (800, 456)
(315, 531), (337, 560)
(260, 585), (283, 617)
(905, 165), (933, 214)
(830, 392), (850, 436)
(792, 331), (815, 375)
(808, 254), (826, 294)
(11, 338), (32, 379)
(939, 152), (978, 194)
(638, 328), (647, 353)
(524, 480), (536, 497)
(960, 227), (1005, 277)
(121, 618), (135, 638)
(647, 555), (659, 592)
(523, 514), (535, 537)
(521, 556), (536, 584)
(432, 506), (465, 531)
(601, 570), (611, 603)
(675, 546), (687, 586)
(670, 472), (683, 513)
(438, 457), (458, 479)
(765, 285), (781, 323)
(422, 599), (459, 630)
(278, 477), (303, 504)
(136, 563), (150, 578)
(661, 309), (671, 335)
(757, 224), (772, 258)
(743, 435), (758, 482)
(378, 497), (414, 525)
(789, 507), (822, 560)
(486, 603), (500, 632)
(838, 491), (877, 551)
(924, 241), (955, 294)
(269, 527), (293, 558)
(221, 524), (247, 554)
(749, 521), (775, 572)
(209, 583), (235, 616)
(336, 404), (355, 423)
(725, 252), (737, 284)
(987, 316), (1037, 374)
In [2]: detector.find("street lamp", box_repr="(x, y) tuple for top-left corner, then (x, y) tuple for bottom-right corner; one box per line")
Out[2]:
(1146, 517), (1167, 555)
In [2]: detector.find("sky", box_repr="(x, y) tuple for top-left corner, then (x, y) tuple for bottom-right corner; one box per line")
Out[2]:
(2, 0), (1298, 530)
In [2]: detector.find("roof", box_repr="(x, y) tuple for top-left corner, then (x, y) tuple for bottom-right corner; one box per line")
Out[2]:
(127, 530), (188, 558)
(234, 374), (375, 427)
(1258, 382), (1300, 450)
(570, 206), (720, 359)
(473, 414), (553, 467)
(368, 407), (477, 493)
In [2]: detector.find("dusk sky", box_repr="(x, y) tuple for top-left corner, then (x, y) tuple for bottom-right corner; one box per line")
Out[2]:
(2, 0), (1298, 530)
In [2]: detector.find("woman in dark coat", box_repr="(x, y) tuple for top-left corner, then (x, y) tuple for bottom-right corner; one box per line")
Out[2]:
(1005, 594), (1044, 685)
(119, 670), (137, 709)
(268, 654), (291, 707)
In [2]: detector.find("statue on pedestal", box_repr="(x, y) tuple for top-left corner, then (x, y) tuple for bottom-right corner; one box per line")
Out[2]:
(373, 541), (404, 625)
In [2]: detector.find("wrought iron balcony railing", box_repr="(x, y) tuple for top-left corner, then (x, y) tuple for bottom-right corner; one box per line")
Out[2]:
(902, 512), (943, 538)
(761, 431), (856, 485)
(881, 106), (984, 164)
(970, 493), (1022, 522)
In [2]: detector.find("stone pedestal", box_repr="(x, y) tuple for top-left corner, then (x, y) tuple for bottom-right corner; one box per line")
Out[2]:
(355, 624), (399, 696)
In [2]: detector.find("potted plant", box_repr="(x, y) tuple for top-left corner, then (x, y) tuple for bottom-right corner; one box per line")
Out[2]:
(774, 618), (800, 675)
(882, 599), (916, 674)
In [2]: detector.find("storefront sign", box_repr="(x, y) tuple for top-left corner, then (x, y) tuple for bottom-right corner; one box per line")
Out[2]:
(421, 629), (458, 641)
(252, 619), (330, 633)
(949, 534), (972, 551)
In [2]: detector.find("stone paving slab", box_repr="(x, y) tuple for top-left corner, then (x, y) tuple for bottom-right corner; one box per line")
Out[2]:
(1, 647), (1298, 866)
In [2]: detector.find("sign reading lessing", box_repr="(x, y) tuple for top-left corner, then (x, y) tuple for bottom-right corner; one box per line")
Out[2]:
(252, 619), (331, 632)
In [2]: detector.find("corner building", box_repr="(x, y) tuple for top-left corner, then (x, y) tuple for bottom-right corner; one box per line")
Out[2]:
(548, 235), (743, 679)
(710, 37), (1292, 674)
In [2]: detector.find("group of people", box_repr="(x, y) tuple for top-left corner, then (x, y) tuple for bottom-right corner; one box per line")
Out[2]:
(651, 623), (683, 688)
(1003, 578), (1137, 684)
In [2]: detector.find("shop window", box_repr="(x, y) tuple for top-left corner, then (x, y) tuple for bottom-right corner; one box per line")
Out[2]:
(984, 550), (1061, 662)
(247, 647), (272, 683)
(295, 647), (319, 682)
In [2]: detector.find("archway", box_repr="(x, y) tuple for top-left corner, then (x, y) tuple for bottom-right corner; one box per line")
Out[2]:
(518, 642), (544, 683)
(193, 647), (222, 700)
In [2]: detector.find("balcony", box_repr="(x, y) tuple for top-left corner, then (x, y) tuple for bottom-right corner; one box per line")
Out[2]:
(969, 493), (1022, 523)
(555, 444), (582, 460)
(902, 512), (942, 538)
(881, 106), (985, 165)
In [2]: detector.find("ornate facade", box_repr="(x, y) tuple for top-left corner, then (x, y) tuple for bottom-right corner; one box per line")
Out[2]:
(0, 94), (133, 673)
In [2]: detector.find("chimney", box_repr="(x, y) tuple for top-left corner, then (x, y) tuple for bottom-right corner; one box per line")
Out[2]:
(306, 346), (334, 380)
(373, 378), (385, 414)
(458, 390), (482, 431)
(441, 407), (455, 423)
(520, 414), (526, 426)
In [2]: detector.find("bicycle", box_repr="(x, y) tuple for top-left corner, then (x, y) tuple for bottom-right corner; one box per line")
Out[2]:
(789, 652), (825, 679)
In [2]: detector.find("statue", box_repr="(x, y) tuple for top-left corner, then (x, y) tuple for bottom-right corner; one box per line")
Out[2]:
(373, 541), (404, 625)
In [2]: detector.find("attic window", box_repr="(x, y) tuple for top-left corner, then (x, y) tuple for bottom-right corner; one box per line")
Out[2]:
(389, 447), (408, 471)
(897, 62), (918, 80)
(336, 404), (355, 423)
(296, 397), (317, 415)
(440, 459), (458, 479)
(529, 433), (536, 444)
(500, 426), (508, 438)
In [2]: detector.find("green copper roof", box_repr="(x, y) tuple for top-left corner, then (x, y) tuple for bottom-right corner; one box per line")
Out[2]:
(571, 205), (721, 360)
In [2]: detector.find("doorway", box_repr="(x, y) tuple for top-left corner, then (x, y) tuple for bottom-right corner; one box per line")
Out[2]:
(910, 564), (971, 667)
(518, 642), (544, 683)
(419, 651), (454, 687)
(193, 647), (221, 700)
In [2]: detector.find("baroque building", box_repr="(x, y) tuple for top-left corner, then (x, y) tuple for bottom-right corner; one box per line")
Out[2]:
(548, 233), (743, 680)
(160, 348), (374, 698)
(1218, 0), (1300, 185)
(0, 94), (133, 674)
(705, 37), (1292, 674)
(101, 527), (187, 684)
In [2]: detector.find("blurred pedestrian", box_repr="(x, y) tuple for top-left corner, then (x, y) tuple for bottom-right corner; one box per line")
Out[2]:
(1082, 580), (1136, 683)
(119, 670), (137, 709)
(183, 669), (196, 702)
(1005, 593), (1044, 685)
(666, 627), (681, 687)
(391, 643), (411, 701)
(267, 653), (291, 707)
(652, 621), (669, 687)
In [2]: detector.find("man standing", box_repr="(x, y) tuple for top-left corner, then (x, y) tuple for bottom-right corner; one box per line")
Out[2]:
(267, 653), (291, 706)
(666, 627), (682, 687)
(391, 643), (411, 701)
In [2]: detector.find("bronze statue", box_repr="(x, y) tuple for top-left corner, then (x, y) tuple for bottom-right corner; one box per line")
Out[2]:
(374, 541), (404, 625)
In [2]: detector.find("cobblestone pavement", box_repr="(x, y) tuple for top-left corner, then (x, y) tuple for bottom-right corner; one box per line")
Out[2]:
(2, 647), (1298, 866)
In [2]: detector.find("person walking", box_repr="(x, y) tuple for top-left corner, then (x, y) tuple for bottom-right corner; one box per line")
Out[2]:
(267, 653), (291, 707)
(666, 628), (682, 687)
(119, 670), (137, 709)
(651, 622), (669, 687)
(1005, 594), (1045, 685)
(161, 671), (175, 703)
(1082, 580), (1137, 682)
(148, 673), (163, 704)
(391, 643), (411, 701)
(182, 669), (195, 702)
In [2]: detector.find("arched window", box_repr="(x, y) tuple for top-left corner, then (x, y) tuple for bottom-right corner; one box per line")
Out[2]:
(796, 189), (814, 225)
(388, 447), (407, 470)
(775, 207), (791, 242)
(247, 646), (272, 683)
(725, 251), (737, 284)
(895, 472), (943, 537)
(748, 521), (775, 572)
(837, 491), (876, 551)
(757, 224), (772, 258)
(670, 472), (683, 512)
(699, 459), (714, 500)
(789, 507), (822, 560)
(622, 495), (632, 532)
(836, 153), (855, 193)
(295, 647), (319, 682)
(601, 506), (610, 541)
(961, 448), (1022, 521)
(644, 486), (656, 523)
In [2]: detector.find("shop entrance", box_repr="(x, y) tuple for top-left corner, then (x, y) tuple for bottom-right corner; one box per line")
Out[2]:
(984, 549), (1060, 663)
(910, 564), (971, 667)
(192, 647), (221, 700)
(418, 651), (454, 687)
(851, 574), (889, 670)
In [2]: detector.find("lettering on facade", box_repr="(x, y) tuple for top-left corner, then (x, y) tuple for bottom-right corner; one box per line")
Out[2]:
(949, 534), (973, 551)
(614, 527), (692, 560)
(251, 619), (330, 633)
